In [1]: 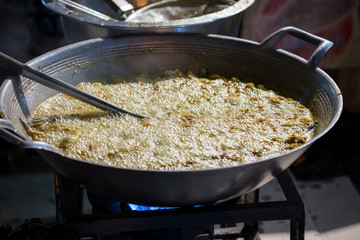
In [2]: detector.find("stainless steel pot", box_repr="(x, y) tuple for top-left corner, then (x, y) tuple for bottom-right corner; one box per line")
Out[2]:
(0, 27), (342, 206)
(41, 0), (254, 42)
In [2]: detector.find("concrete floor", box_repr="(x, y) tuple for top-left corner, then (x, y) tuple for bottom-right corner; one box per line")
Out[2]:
(0, 1), (360, 239)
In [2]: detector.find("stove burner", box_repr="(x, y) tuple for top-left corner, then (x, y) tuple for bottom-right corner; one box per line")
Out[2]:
(87, 193), (180, 213)
(55, 170), (305, 240)
(87, 193), (235, 214)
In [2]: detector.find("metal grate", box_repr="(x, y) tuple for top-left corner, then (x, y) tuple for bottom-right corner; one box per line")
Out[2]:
(55, 169), (304, 240)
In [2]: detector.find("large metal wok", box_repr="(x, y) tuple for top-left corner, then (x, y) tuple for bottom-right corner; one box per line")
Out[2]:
(0, 27), (342, 206)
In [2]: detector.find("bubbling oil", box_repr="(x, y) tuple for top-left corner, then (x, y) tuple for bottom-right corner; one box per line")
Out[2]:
(28, 70), (314, 170)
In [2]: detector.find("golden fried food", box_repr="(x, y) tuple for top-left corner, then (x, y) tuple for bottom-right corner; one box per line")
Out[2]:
(28, 70), (314, 170)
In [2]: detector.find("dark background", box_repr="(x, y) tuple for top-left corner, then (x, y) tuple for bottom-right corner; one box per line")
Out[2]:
(0, 0), (359, 194)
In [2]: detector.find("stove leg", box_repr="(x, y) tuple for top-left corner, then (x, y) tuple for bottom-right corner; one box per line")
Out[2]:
(241, 224), (261, 240)
(278, 170), (305, 240)
(55, 172), (83, 225)
(290, 216), (305, 240)
(241, 189), (261, 240)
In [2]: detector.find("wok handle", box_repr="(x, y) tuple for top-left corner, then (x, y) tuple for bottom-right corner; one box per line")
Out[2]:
(0, 119), (61, 153)
(260, 26), (333, 68)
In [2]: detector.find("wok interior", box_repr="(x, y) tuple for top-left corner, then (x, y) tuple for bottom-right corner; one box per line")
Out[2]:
(4, 35), (338, 142)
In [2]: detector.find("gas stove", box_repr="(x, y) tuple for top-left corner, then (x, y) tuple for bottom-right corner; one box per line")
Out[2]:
(0, 169), (304, 239)
(53, 169), (304, 240)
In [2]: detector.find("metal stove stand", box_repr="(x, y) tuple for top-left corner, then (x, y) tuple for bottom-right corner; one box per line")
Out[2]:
(55, 169), (305, 240)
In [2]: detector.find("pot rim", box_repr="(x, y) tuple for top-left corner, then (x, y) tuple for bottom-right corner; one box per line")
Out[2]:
(41, 0), (254, 29)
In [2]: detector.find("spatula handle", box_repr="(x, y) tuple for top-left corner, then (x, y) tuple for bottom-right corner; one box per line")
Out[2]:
(0, 51), (25, 76)
(0, 51), (145, 119)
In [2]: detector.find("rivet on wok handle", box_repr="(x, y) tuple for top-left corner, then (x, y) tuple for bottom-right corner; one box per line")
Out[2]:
(260, 26), (333, 69)
(0, 51), (145, 119)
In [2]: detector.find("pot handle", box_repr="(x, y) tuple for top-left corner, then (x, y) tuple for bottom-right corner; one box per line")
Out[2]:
(260, 26), (333, 69)
(0, 118), (61, 154)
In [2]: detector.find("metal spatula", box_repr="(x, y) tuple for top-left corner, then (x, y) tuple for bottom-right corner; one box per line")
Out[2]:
(57, 0), (118, 21)
(0, 51), (145, 119)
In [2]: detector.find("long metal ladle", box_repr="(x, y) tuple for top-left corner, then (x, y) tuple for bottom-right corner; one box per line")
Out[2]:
(0, 52), (145, 119)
